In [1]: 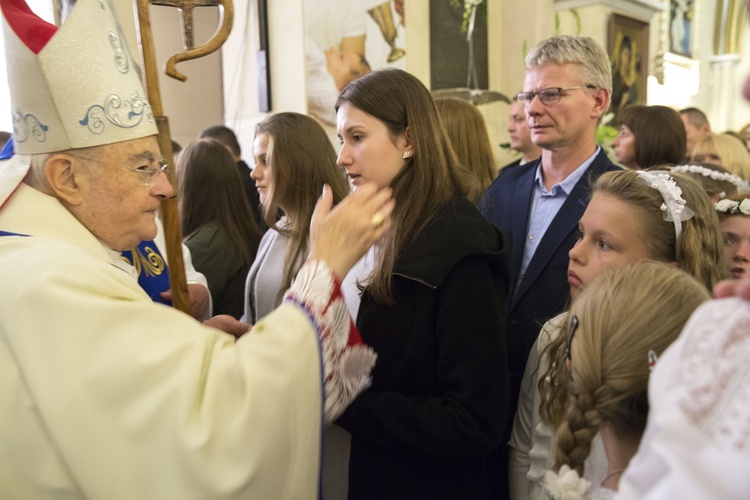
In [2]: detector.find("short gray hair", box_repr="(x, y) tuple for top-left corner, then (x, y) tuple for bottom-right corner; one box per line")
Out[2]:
(526, 35), (612, 94)
(26, 145), (98, 191)
(26, 154), (51, 190)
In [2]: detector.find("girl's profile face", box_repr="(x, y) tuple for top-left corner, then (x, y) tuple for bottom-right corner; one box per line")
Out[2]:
(336, 102), (409, 190)
(568, 193), (652, 298)
(720, 215), (750, 279)
(251, 132), (273, 207)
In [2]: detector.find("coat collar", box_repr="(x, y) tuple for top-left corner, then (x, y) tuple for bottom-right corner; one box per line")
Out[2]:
(394, 197), (509, 289)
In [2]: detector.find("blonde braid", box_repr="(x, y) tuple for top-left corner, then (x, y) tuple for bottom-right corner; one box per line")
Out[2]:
(555, 391), (601, 477)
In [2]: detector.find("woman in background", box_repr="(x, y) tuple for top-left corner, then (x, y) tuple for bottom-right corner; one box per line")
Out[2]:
(612, 105), (685, 169)
(435, 97), (497, 200)
(177, 139), (261, 318)
(244, 112), (350, 323)
(691, 132), (750, 180)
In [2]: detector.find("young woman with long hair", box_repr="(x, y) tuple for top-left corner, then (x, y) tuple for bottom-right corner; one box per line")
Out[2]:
(334, 67), (511, 498)
(177, 139), (261, 318)
(244, 111), (351, 322)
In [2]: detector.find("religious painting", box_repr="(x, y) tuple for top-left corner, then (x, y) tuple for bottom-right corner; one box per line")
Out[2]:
(303, 0), (406, 130)
(669, 0), (694, 57)
(609, 14), (649, 123)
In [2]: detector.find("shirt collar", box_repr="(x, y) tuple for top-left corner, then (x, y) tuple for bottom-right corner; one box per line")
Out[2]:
(534, 146), (601, 195)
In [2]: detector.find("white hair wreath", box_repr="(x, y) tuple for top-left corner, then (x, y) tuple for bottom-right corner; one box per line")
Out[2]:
(672, 164), (750, 194)
(715, 198), (750, 216)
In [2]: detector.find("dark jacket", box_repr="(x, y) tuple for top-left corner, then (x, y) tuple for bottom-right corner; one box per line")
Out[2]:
(478, 148), (621, 498)
(337, 197), (511, 499)
(184, 222), (247, 319)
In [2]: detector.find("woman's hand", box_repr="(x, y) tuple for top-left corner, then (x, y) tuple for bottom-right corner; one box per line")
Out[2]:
(309, 182), (395, 280)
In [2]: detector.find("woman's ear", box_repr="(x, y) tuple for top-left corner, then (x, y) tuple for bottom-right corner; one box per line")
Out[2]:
(45, 155), (85, 206)
(402, 126), (414, 157)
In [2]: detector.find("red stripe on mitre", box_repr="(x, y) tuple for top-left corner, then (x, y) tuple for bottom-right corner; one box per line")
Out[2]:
(1, 0), (57, 55)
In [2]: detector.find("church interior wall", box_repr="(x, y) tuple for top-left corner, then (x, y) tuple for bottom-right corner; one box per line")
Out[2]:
(104, 0), (750, 162)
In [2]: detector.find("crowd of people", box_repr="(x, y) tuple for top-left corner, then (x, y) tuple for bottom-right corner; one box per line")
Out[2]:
(1, 0), (750, 498)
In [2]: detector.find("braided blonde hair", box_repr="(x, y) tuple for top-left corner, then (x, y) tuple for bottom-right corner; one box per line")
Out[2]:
(553, 262), (709, 476)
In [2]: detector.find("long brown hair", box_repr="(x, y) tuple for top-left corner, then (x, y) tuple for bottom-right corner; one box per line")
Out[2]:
(177, 139), (261, 270)
(435, 97), (497, 200)
(336, 68), (479, 304)
(254, 112), (350, 304)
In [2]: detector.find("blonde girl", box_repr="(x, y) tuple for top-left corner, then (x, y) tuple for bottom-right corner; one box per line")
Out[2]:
(715, 192), (750, 280)
(545, 262), (710, 498)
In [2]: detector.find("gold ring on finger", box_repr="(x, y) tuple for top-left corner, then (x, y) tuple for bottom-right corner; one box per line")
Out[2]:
(371, 212), (385, 229)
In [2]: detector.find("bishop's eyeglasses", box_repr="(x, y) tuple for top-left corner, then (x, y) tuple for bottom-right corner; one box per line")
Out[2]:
(70, 154), (169, 186)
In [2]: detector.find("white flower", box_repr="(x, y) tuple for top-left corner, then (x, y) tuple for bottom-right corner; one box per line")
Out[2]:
(715, 199), (736, 213)
(544, 465), (590, 500)
(740, 199), (750, 215)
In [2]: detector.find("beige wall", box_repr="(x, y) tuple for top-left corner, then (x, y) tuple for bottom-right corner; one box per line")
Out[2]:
(114, 0), (750, 160)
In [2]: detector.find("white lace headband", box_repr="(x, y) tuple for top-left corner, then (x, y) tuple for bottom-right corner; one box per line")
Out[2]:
(636, 171), (695, 243)
(672, 164), (750, 193)
(715, 198), (750, 216)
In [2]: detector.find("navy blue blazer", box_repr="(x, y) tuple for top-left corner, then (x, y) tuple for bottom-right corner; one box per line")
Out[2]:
(479, 148), (620, 384)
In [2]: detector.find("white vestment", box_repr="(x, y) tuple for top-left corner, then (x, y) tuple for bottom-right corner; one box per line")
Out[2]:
(0, 158), (373, 497)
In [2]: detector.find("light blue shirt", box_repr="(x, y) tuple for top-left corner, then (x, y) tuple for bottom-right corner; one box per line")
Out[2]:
(518, 147), (601, 283)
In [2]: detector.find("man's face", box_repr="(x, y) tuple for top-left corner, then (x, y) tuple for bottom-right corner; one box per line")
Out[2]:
(681, 114), (709, 156)
(523, 63), (605, 152)
(74, 136), (173, 251)
(507, 102), (533, 153)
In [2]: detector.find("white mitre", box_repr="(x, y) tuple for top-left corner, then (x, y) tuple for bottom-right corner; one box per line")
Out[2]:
(1, 0), (157, 155)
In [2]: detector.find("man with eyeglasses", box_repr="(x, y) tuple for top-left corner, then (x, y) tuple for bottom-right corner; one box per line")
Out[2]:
(478, 34), (621, 499)
(0, 0), (392, 496)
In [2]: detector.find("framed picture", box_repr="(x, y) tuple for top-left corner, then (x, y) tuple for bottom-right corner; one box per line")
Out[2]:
(303, 0), (406, 129)
(609, 14), (649, 123)
(669, 0), (694, 57)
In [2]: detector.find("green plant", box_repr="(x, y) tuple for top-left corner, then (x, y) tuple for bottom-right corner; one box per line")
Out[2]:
(597, 112), (619, 162)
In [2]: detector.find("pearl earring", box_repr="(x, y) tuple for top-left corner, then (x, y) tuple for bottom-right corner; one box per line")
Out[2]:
(403, 151), (411, 159)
